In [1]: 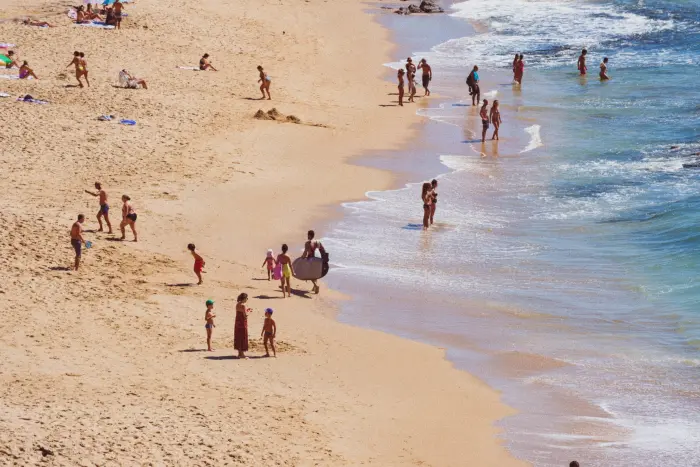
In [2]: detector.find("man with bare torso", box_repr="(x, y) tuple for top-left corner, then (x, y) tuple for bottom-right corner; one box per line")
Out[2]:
(480, 99), (490, 143)
(303, 230), (322, 294)
(578, 49), (588, 76)
(71, 214), (86, 270)
(417, 58), (432, 96)
(85, 182), (112, 233)
(405, 57), (417, 103)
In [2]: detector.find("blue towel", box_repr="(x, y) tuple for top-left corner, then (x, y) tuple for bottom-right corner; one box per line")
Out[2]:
(119, 119), (136, 125)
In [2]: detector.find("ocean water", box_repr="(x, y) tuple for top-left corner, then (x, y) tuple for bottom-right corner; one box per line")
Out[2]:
(325, 0), (700, 465)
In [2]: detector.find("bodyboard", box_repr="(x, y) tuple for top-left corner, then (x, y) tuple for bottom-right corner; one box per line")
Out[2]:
(292, 257), (324, 281)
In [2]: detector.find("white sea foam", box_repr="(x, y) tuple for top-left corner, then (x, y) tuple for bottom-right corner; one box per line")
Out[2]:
(520, 125), (543, 154)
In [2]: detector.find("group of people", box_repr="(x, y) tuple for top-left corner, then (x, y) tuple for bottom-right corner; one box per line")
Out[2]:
(204, 296), (277, 358)
(577, 49), (611, 80)
(74, 2), (125, 29)
(70, 183), (138, 270)
(261, 230), (324, 297)
(2, 51), (39, 80)
(397, 57), (432, 106)
(197, 54), (271, 100)
(420, 179), (439, 230)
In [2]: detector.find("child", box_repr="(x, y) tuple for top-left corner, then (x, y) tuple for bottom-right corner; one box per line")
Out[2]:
(261, 308), (276, 357)
(276, 244), (294, 298)
(261, 249), (276, 281)
(188, 243), (205, 285)
(204, 299), (216, 351)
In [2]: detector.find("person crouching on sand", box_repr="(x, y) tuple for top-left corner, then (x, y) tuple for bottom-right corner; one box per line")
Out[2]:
(262, 249), (275, 281)
(261, 308), (276, 357)
(276, 244), (293, 298)
(120, 195), (137, 241)
(490, 99), (502, 140)
(421, 182), (433, 230)
(204, 299), (216, 351)
(257, 65), (271, 100)
(397, 69), (405, 106)
(188, 243), (205, 285)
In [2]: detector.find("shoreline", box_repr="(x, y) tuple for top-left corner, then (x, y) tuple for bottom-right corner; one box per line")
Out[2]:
(0, 0), (526, 465)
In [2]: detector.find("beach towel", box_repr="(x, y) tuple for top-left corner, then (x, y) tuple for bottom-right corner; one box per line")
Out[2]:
(119, 119), (136, 125)
(0, 75), (19, 80)
(97, 115), (115, 121)
(0, 43), (15, 49)
(75, 21), (115, 29)
(0, 92), (10, 98)
(17, 96), (48, 104)
(177, 66), (201, 71)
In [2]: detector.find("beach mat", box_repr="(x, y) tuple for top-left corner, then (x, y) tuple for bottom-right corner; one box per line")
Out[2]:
(75, 22), (115, 29)
(177, 66), (201, 71)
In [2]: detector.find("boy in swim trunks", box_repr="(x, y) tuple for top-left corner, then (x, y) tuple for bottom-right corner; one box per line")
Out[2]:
(85, 182), (112, 233)
(578, 49), (587, 76)
(480, 99), (490, 143)
(261, 308), (276, 357)
(417, 58), (432, 96)
(70, 214), (86, 271)
(188, 243), (205, 285)
(204, 299), (216, 351)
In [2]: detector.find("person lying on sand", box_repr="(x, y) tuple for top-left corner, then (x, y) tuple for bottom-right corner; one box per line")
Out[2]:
(21, 18), (55, 27)
(119, 70), (147, 89)
(3, 50), (19, 69)
(85, 182), (113, 233)
(257, 65), (271, 100)
(19, 62), (38, 80)
(199, 54), (217, 71)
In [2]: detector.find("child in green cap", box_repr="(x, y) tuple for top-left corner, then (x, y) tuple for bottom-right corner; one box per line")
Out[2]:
(205, 300), (216, 351)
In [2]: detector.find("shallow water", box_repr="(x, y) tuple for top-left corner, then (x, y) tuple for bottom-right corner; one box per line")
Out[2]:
(326, 0), (700, 465)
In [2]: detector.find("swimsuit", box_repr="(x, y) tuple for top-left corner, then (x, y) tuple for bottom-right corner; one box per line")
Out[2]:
(205, 323), (213, 329)
(282, 263), (291, 279)
(482, 119), (490, 129)
(199, 59), (206, 70)
(71, 238), (82, 257)
(264, 331), (273, 338)
(265, 257), (274, 271)
(19, 68), (29, 79)
(422, 74), (430, 88)
(126, 213), (137, 222)
(100, 203), (109, 215)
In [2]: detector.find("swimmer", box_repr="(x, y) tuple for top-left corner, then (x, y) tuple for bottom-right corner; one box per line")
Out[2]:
(257, 65), (271, 100)
(18, 61), (38, 80)
(397, 69), (405, 106)
(480, 99), (490, 143)
(199, 53), (217, 71)
(600, 57), (610, 80)
(85, 182), (113, 233)
(578, 49), (588, 76)
(70, 214), (86, 271)
(276, 244), (293, 298)
(188, 243), (205, 285)
(490, 99), (502, 140)
(119, 195), (137, 242)
(417, 58), (432, 96)
(512, 54), (519, 81)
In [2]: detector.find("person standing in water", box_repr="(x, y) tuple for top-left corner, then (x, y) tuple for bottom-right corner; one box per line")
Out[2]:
(85, 182), (112, 234)
(421, 182), (433, 230)
(406, 57), (417, 103)
(599, 57), (610, 80)
(480, 99), (490, 143)
(514, 54), (524, 85)
(512, 54), (519, 81)
(70, 214), (87, 271)
(467, 65), (480, 106)
(257, 65), (271, 100)
(417, 58), (432, 96)
(429, 179), (438, 226)
(397, 69), (405, 106)
(303, 230), (323, 294)
(490, 100), (502, 140)
(577, 49), (588, 76)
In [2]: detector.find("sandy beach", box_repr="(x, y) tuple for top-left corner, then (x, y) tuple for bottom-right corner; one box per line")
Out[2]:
(0, 0), (527, 465)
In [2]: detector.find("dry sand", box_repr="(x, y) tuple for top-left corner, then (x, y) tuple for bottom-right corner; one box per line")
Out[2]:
(0, 0), (528, 465)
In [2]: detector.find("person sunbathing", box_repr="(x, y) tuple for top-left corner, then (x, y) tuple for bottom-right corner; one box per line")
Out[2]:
(119, 70), (147, 89)
(21, 18), (55, 27)
(199, 54), (217, 71)
(19, 61), (38, 80)
(76, 6), (101, 23)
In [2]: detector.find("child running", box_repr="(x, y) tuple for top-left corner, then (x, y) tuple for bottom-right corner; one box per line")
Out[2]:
(276, 244), (294, 298)
(261, 308), (276, 357)
(261, 249), (275, 281)
(204, 299), (216, 351)
(188, 243), (205, 285)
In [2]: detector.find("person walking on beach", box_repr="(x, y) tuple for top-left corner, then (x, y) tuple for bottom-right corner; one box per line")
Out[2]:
(234, 293), (251, 358)
(70, 214), (87, 271)
(417, 58), (432, 96)
(421, 182), (433, 230)
(262, 249), (276, 281)
(599, 57), (610, 80)
(429, 179), (438, 225)
(188, 243), (205, 285)
(467, 65), (480, 106)
(120, 195), (137, 242)
(204, 299), (216, 351)
(397, 69), (405, 106)
(480, 99), (490, 143)
(66, 51), (85, 88)
(514, 54), (524, 85)
(490, 99), (502, 140)
(406, 57), (417, 103)
(79, 52), (90, 87)
(85, 182), (112, 234)
(303, 230), (323, 294)
(276, 244), (293, 298)
(258, 65), (271, 100)
(261, 308), (276, 357)
(113, 0), (124, 30)
(577, 49), (587, 76)
(199, 54), (217, 71)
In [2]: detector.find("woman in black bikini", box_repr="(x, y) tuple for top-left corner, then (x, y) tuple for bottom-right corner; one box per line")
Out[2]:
(430, 179), (438, 225)
(120, 195), (138, 242)
(421, 182), (433, 230)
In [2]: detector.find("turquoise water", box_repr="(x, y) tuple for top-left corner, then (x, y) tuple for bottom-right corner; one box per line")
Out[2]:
(325, 0), (700, 464)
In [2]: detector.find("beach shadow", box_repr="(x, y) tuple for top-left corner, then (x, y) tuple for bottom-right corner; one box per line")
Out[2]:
(253, 294), (283, 300)
(49, 266), (71, 271)
(64, 84), (80, 88)
(387, 92), (399, 96)
(379, 104), (399, 107)
(83, 229), (98, 233)
(179, 348), (207, 352)
(290, 289), (312, 299)
(105, 237), (124, 242)
(462, 139), (484, 144)
(402, 223), (424, 231)
(165, 283), (195, 287)
(241, 97), (266, 101)
(452, 104), (469, 107)
(251, 278), (272, 281)
(205, 355), (267, 360)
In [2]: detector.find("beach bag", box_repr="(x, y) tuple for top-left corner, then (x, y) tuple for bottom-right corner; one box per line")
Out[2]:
(272, 261), (282, 280)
